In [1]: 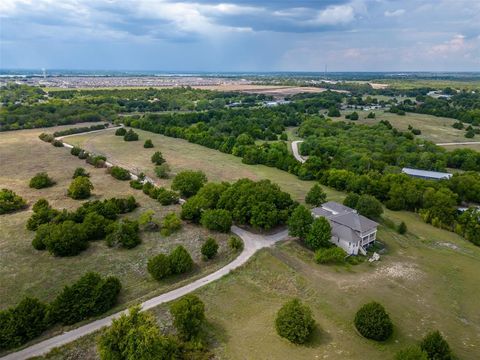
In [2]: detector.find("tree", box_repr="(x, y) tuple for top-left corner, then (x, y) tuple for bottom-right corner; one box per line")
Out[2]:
(306, 217), (331, 250)
(343, 193), (360, 209)
(200, 209), (232, 232)
(123, 129), (139, 141)
(250, 201), (278, 230)
(144, 139), (154, 148)
(151, 151), (166, 165)
(71, 146), (82, 156)
(397, 221), (407, 235)
(172, 170), (207, 198)
(106, 220), (141, 249)
(157, 188), (179, 206)
(395, 346), (428, 360)
(305, 184), (327, 207)
(29, 172), (55, 189)
(147, 254), (172, 280)
(315, 246), (346, 264)
(68, 176), (94, 199)
(160, 212), (182, 236)
(354, 302), (393, 341)
(155, 163), (171, 179)
(43, 220), (88, 256)
(115, 127), (127, 136)
(356, 194), (383, 219)
(98, 306), (179, 360)
(288, 205), (314, 240)
(169, 246), (193, 275)
(82, 212), (110, 240)
(327, 106), (341, 117)
(73, 167), (90, 179)
(275, 298), (315, 344)
(228, 236), (243, 251)
(109, 166), (131, 181)
(420, 331), (452, 360)
(170, 294), (205, 341)
(201, 237), (219, 260)
(0, 188), (27, 215)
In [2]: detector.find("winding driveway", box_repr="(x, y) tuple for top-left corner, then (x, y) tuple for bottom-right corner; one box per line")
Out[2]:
(291, 140), (307, 163)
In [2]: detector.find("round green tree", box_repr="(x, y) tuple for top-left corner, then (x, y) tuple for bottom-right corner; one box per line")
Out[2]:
(288, 205), (313, 240)
(305, 184), (327, 207)
(354, 302), (393, 341)
(147, 253), (172, 280)
(200, 209), (232, 233)
(29, 172), (55, 189)
(171, 170), (207, 198)
(305, 217), (331, 250)
(420, 330), (452, 360)
(170, 294), (205, 341)
(151, 151), (165, 165)
(68, 176), (94, 199)
(168, 245), (193, 275)
(275, 298), (315, 344)
(201, 237), (219, 260)
(143, 139), (154, 148)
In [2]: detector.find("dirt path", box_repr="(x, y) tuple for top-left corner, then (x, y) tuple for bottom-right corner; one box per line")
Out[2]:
(291, 140), (307, 163)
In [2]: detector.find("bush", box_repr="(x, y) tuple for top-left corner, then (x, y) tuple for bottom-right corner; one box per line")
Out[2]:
(129, 179), (143, 190)
(39, 133), (54, 142)
(155, 163), (171, 179)
(142, 182), (156, 197)
(172, 170), (207, 198)
(420, 330), (452, 360)
(115, 127), (126, 136)
(170, 295), (205, 341)
(151, 151), (166, 165)
(78, 150), (89, 159)
(82, 212), (110, 240)
(43, 220), (89, 256)
(306, 217), (332, 250)
(0, 188), (27, 215)
(27, 200), (59, 231)
(86, 154), (107, 168)
(157, 188), (179, 206)
(73, 167), (90, 179)
(201, 237), (219, 260)
(109, 166), (131, 181)
(144, 139), (154, 148)
(275, 298), (315, 344)
(52, 139), (64, 147)
(169, 246), (194, 275)
(138, 209), (159, 231)
(395, 346), (428, 360)
(305, 184), (327, 207)
(160, 212), (182, 236)
(200, 209), (232, 232)
(354, 302), (393, 341)
(106, 220), (140, 249)
(147, 253), (172, 281)
(29, 172), (55, 189)
(70, 146), (82, 156)
(68, 176), (94, 199)
(397, 221), (407, 234)
(49, 272), (121, 325)
(228, 236), (243, 251)
(315, 246), (346, 264)
(123, 129), (139, 141)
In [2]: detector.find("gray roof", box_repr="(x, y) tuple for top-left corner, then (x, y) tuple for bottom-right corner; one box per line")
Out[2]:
(322, 201), (352, 214)
(330, 212), (378, 233)
(332, 223), (362, 243)
(311, 207), (334, 218)
(402, 167), (452, 180)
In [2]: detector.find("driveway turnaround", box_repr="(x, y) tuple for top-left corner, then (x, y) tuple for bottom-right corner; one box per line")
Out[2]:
(1, 226), (289, 360)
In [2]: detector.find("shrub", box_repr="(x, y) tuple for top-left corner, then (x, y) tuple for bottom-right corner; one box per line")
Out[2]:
(147, 253), (172, 280)
(397, 221), (407, 234)
(157, 188), (179, 206)
(49, 272), (121, 325)
(288, 205), (314, 240)
(82, 212), (110, 240)
(109, 166), (131, 181)
(172, 170), (207, 198)
(39, 133), (54, 142)
(144, 139), (154, 148)
(305, 184), (327, 207)
(142, 182), (157, 197)
(78, 150), (89, 159)
(420, 330), (452, 360)
(200, 209), (232, 233)
(155, 163), (171, 179)
(138, 209), (159, 231)
(68, 176), (94, 199)
(115, 127), (126, 136)
(110, 196), (138, 213)
(106, 220), (140, 249)
(395, 346), (428, 360)
(315, 246), (346, 264)
(73, 167), (90, 178)
(29, 172), (55, 189)
(201, 237), (219, 260)
(306, 217), (331, 250)
(170, 294), (205, 341)
(0, 188), (27, 215)
(160, 212), (182, 236)
(43, 220), (88, 256)
(86, 154), (107, 168)
(70, 146), (82, 156)
(51, 139), (64, 147)
(169, 246), (193, 275)
(27, 200), (59, 231)
(123, 129), (139, 141)
(129, 179), (143, 190)
(151, 151), (166, 165)
(228, 236), (243, 251)
(275, 298), (315, 344)
(354, 302), (393, 341)
(32, 223), (50, 250)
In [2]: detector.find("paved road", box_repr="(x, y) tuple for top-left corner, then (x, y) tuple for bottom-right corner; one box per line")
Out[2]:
(436, 141), (480, 146)
(2, 225), (287, 358)
(291, 140), (307, 163)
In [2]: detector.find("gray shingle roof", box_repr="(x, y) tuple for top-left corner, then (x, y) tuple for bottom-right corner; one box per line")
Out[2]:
(330, 212), (378, 233)
(321, 201), (352, 214)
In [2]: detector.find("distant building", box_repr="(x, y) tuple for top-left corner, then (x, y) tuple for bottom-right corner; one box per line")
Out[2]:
(311, 201), (379, 256)
(401, 167), (452, 180)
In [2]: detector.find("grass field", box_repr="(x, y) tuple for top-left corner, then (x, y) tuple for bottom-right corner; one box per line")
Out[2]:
(0, 125), (239, 352)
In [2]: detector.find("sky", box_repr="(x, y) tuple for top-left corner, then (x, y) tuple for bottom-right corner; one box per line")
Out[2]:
(0, 0), (479, 72)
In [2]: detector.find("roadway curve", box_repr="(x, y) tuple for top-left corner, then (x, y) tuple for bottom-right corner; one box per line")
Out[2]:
(291, 140), (307, 163)
(2, 227), (288, 360)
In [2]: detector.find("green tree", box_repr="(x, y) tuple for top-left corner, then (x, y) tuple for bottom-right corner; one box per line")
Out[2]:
(157, 188), (179, 206)
(327, 106), (341, 117)
(343, 193), (360, 209)
(144, 139), (154, 148)
(200, 209), (232, 233)
(228, 236), (243, 251)
(123, 129), (139, 141)
(147, 254), (172, 281)
(306, 217), (331, 250)
(420, 331), (452, 360)
(288, 205), (314, 240)
(201, 237), (219, 260)
(395, 346), (428, 360)
(106, 220), (141, 249)
(29, 172), (55, 189)
(115, 127), (127, 136)
(0, 188), (27, 215)
(397, 221), (407, 235)
(68, 176), (94, 199)
(356, 194), (383, 219)
(275, 298), (315, 344)
(354, 302), (393, 341)
(82, 212), (110, 240)
(160, 212), (182, 236)
(170, 295), (205, 341)
(151, 151), (166, 165)
(155, 163), (171, 179)
(169, 246), (193, 275)
(305, 184), (327, 207)
(72, 167), (90, 179)
(43, 220), (88, 256)
(172, 170), (207, 198)
(109, 166), (131, 181)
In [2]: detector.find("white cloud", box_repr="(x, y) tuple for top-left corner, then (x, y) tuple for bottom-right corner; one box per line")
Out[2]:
(311, 5), (356, 25)
(384, 9), (405, 17)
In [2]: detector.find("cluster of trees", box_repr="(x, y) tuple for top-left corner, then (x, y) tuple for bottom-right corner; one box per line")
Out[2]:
(98, 294), (209, 359)
(0, 272), (120, 350)
(181, 178), (295, 231)
(52, 123), (108, 137)
(29, 196), (138, 256)
(147, 246), (194, 281)
(0, 188), (27, 214)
